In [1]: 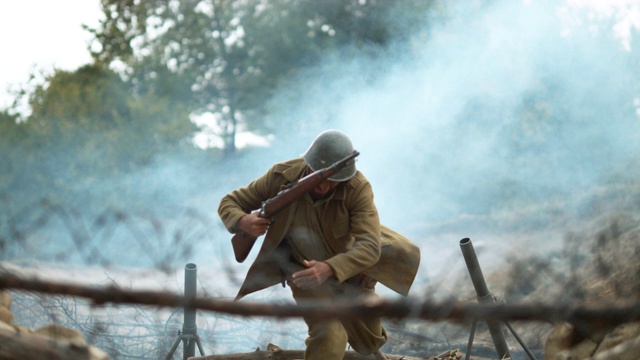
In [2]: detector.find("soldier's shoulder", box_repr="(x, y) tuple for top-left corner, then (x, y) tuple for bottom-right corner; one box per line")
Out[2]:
(273, 157), (304, 172)
(343, 171), (372, 191)
(272, 158), (305, 181)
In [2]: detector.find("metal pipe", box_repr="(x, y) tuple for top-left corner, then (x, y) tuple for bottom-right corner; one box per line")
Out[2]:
(460, 238), (511, 359)
(464, 320), (477, 360)
(182, 263), (198, 360)
(505, 321), (538, 360)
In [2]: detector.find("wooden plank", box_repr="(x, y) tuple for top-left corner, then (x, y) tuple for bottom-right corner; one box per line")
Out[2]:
(189, 344), (463, 360)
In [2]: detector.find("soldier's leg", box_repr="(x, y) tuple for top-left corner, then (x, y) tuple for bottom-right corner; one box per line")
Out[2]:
(289, 281), (348, 360)
(342, 314), (387, 355)
(339, 279), (388, 355)
(304, 316), (348, 360)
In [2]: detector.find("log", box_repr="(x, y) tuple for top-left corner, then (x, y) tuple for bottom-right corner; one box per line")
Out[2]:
(1, 272), (639, 329)
(190, 351), (428, 360)
(189, 344), (462, 360)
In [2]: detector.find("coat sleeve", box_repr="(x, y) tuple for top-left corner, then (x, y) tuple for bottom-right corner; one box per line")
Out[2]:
(218, 165), (282, 234)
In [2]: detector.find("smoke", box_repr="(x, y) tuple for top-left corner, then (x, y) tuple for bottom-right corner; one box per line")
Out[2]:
(3, 1), (640, 356)
(4, 0), (638, 289)
(264, 1), (640, 250)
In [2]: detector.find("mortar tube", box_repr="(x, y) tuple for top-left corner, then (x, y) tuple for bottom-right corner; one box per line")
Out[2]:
(182, 263), (198, 360)
(460, 238), (510, 359)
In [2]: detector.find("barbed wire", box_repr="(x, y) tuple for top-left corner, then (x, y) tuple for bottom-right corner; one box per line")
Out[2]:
(2, 193), (639, 358)
(0, 193), (221, 272)
(1, 271), (639, 331)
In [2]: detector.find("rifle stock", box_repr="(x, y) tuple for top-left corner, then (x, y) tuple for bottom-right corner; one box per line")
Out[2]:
(231, 231), (258, 263)
(230, 151), (359, 263)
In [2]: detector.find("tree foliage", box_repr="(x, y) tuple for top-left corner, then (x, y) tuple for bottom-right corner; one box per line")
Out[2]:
(87, 0), (437, 154)
(0, 64), (201, 208)
(28, 64), (130, 132)
(0, 0), (438, 213)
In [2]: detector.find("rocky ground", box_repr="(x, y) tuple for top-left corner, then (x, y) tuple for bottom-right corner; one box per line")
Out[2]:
(1, 290), (109, 360)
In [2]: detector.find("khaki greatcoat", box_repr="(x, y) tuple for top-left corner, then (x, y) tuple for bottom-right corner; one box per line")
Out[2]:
(218, 158), (420, 300)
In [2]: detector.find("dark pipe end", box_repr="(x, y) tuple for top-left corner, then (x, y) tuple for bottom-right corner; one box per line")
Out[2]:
(460, 237), (470, 245)
(186, 263), (197, 270)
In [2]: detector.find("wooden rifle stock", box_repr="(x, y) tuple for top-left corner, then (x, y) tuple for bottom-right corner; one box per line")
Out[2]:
(231, 231), (259, 263)
(231, 151), (359, 263)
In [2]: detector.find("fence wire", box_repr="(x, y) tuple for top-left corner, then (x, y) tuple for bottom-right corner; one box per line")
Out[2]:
(1, 194), (639, 359)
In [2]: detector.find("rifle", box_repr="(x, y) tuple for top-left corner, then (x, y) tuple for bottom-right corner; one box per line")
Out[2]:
(231, 150), (360, 263)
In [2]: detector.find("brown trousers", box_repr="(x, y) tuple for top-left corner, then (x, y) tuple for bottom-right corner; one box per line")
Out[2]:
(288, 275), (387, 360)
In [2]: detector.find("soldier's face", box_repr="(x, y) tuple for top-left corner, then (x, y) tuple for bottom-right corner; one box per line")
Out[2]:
(310, 179), (339, 199)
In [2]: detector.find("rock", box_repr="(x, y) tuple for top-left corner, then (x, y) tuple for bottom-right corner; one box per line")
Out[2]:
(593, 321), (640, 356)
(543, 321), (640, 359)
(0, 290), (109, 359)
(0, 291), (11, 309)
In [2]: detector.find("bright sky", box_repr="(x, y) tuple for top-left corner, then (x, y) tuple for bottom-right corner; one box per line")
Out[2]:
(0, 0), (103, 109)
(1, 0), (639, 113)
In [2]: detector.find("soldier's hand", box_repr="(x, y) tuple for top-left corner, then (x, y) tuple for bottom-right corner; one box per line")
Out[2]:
(291, 260), (335, 289)
(237, 211), (270, 237)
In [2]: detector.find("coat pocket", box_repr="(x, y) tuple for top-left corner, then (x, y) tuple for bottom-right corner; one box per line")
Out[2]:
(328, 219), (353, 252)
(331, 219), (351, 240)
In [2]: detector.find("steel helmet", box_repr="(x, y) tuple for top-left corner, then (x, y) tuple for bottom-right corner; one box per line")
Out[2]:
(302, 129), (357, 181)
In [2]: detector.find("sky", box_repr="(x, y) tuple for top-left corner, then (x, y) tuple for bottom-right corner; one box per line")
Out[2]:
(1, 1), (639, 111)
(0, 0), (103, 109)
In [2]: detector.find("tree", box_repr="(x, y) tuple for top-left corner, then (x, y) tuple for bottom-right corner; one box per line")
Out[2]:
(27, 64), (131, 133)
(0, 110), (27, 193)
(0, 63), (201, 209)
(88, 0), (438, 155)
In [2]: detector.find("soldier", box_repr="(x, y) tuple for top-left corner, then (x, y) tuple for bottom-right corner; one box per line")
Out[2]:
(218, 129), (420, 360)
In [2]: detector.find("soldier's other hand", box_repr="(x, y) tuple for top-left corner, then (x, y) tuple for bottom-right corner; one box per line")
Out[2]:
(291, 260), (335, 289)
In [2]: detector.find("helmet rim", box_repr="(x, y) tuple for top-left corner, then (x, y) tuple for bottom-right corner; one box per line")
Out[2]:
(302, 129), (357, 181)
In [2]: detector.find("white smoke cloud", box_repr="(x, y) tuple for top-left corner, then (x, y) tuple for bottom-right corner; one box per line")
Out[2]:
(264, 1), (640, 262)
